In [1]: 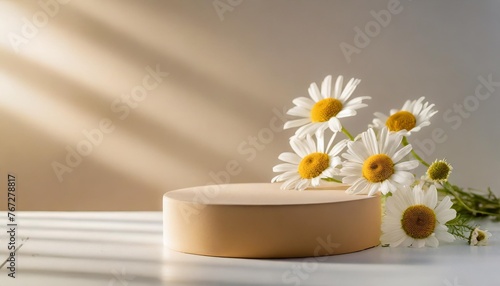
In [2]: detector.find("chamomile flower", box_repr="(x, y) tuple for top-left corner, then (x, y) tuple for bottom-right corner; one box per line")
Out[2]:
(427, 159), (453, 183)
(469, 227), (492, 246)
(341, 128), (419, 196)
(271, 133), (346, 191)
(284, 75), (371, 137)
(371, 96), (438, 136)
(381, 185), (456, 248)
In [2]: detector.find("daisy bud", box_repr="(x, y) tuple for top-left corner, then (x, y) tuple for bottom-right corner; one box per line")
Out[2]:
(469, 227), (492, 246)
(426, 159), (453, 183)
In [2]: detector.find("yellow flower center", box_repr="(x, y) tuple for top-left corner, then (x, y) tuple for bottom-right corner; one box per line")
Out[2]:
(427, 161), (452, 182)
(298, 152), (330, 179)
(311, 98), (343, 122)
(362, 154), (394, 183)
(477, 231), (486, 242)
(401, 205), (436, 239)
(386, 111), (416, 132)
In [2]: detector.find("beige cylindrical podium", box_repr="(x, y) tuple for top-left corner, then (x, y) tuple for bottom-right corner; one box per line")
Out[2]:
(163, 183), (380, 258)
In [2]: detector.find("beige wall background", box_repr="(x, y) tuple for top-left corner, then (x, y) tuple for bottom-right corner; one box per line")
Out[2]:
(0, 0), (499, 210)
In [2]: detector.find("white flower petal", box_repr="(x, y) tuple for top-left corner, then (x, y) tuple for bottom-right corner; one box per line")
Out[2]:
(381, 229), (406, 244)
(401, 99), (412, 111)
(434, 196), (453, 216)
(435, 230), (455, 243)
(333, 75), (343, 99)
(272, 171), (299, 183)
(308, 82), (322, 102)
(344, 102), (368, 110)
(394, 160), (419, 171)
(340, 167), (362, 176)
(287, 106), (311, 117)
(412, 98), (424, 115)
(341, 161), (363, 169)
(372, 97), (437, 137)
(339, 78), (361, 102)
(423, 185), (438, 209)
(342, 153), (364, 164)
(391, 144), (413, 163)
(384, 137), (402, 159)
(280, 176), (301, 190)
(396, 237), (411, 247)
(296, 179), (310, 191)
(345, 178), (369, 194)
(436, 209), (457, 224)
(321, 168), (336, 178)
(273, 163), (297, 172)
(377, 127), (389, 155)
(343, 176), (364, 185)
(362, 128), (379, 155)
(295, 122), (323, 138)
(305, 134), (317, 153)
(328, 117), (342, 132)
(385, 197), (404, 214)
(367, 183), (380, 196)
(380, 180), (393, 195)
(321, 75), (332, 99)
(336, 108), (357, 118)
(426, 235), (439, 248)
(414, 239), (426, 248)
(292, 96), (315, 108)
(329, 140), (346, 157)
(378, 183), (455, 248)
(278, 152), (301, 164)
(347, 141), (370, 162)
(290, 138), (309, 157)
(344, 96), (371, 107)
(325, 132), (337, 152)
(329, 156), (342, 168)
(284, 119), (310, 129)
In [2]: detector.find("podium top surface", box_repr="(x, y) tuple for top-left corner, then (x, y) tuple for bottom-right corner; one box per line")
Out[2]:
(163, 183), (374, 206)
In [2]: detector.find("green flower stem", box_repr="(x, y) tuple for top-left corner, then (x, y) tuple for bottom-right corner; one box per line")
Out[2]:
(400, 137), (499, 219)
(445, 214), (475, 241)
(442, 182), (499, 217)
(411, 150), (430, 167)
(322, 177), (342, 183)
(342, 127), (354, 141)
(402, 136), (430, 167)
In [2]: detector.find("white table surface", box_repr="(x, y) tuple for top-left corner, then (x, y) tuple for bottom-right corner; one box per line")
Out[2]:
(0, 212), (499, 286)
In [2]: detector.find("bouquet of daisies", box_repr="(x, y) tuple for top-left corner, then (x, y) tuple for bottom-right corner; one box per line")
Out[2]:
(272, 75), (497, 247)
